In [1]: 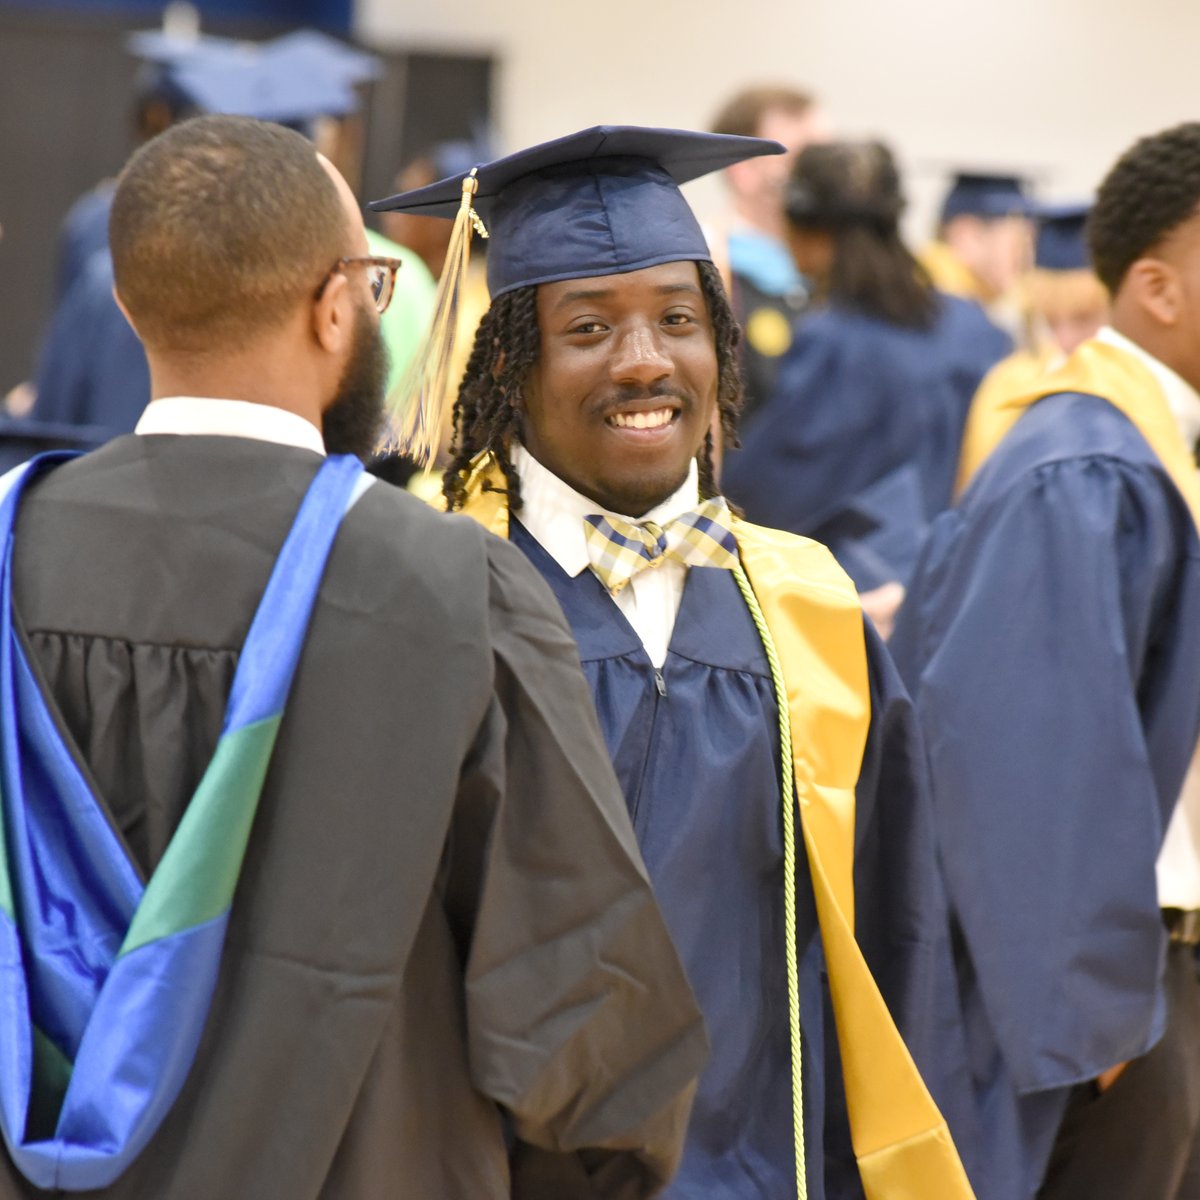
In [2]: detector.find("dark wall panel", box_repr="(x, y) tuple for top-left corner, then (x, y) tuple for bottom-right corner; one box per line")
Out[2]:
(0, 1), (351, 33)
(361, 51), (494, 207)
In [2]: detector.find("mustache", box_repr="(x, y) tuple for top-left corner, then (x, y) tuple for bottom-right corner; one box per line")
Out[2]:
(588, 383), (690, 417)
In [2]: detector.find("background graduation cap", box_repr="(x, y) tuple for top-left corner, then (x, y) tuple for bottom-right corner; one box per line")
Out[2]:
(263, 30), (382, 90)
(940, 171), (1034, 223)
(160, 42), (358, 127)
(1034, 202), (1092, 272)
(368, 124), (783, 463)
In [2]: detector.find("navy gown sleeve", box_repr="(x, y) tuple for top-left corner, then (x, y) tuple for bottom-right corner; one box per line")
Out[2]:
(34, 253), (150, 437)
(33, 264), (98, 427)
(53, 184), (115, 306)
(722, 319), (927, 591)
(823, 622), (979, 1198)
(890, 455), (1200, 1095)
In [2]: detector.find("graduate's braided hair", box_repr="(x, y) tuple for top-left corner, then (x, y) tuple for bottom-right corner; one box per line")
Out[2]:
(1090, 122), (1200, 294)
(442, 260), (743, 512)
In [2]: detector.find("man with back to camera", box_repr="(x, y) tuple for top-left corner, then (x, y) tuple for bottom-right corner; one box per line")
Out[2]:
(0, 114), (707, 1200)
(893, 123), (1200, 1200)
(372, 125), (978, 1200)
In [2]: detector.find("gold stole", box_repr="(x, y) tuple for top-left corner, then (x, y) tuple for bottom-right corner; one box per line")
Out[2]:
(455, 456), (975, 1198)
(956, 339), (1200, 529)
(917, 241), (987, 303)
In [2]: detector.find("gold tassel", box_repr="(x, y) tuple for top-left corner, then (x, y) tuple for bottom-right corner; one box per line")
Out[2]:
(385, 169), (489, 467)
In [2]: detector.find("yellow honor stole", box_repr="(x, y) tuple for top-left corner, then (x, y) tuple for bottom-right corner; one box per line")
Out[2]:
(453, 455), (975, 1199)
(956, 339), (1200, 531)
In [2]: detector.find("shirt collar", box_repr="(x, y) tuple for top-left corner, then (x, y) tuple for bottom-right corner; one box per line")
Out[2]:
(511, 443), (701, 578)
(135, 396), (326, 457)
(1095, 326), (1200, 448)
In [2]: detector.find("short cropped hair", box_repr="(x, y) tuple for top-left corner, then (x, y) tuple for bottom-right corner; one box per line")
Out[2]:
(1089, 122), (1200, 294)
(710, 85), (815, 139)
(110, 114), (349, 353)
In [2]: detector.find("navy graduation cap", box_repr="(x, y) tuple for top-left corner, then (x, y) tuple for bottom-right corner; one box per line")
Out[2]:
(1035, 202), (1091, 271)
(125, 28), (239, 64)
(264, 30), (382, 89)
(370, 124), (783, 297)
(159, 41), (358, 124)
(940, 171), (1033, 222)
(369, 125), (782, 462)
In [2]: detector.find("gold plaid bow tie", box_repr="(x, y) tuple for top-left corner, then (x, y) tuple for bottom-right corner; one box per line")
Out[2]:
(583, 497), (740, 594)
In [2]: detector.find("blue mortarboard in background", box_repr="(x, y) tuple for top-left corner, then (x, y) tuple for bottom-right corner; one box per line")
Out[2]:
(940, 171), (1034, 223)
(127, 27), (366, 126)
(264, 30), (381, 88)
(126, 29), (240, 64)
(429, 137), (493, 184)
(162, 42), (358, 124)
(1035, 202), (1091, 271)
(370, 124), (784, 298)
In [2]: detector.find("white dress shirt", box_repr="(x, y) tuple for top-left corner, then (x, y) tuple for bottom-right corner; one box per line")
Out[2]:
(135, 396), (326, 456)
(512, 444), (699, 669)
(1094, 329), (1200, 909)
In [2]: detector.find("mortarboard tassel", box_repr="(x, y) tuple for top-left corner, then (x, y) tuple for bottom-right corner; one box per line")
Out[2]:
(385, 168), (488, 467)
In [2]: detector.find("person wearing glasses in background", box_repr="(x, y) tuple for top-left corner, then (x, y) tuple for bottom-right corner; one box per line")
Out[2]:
(0, 114), (707, 1200)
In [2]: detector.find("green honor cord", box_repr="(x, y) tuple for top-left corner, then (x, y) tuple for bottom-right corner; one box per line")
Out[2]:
(733, 563), (807, 1200)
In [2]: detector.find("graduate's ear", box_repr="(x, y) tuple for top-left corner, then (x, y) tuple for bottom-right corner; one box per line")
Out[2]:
(312, 268), (353, 355)
(1126, 256), (1183, 328)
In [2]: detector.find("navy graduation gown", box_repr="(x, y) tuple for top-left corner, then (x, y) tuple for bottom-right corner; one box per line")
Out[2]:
(511, 519), (975, 1200)
(33, 251), (150, 439)
(891, 392), (1200, 1199)
(723, 295), (1011, 590)
(53, 182), (115, 306)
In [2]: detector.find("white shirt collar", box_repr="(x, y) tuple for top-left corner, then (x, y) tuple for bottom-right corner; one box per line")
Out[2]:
(511, 443), (701, 578)
(135, 396), (326, 457)
(1095, 326), (1200, 448)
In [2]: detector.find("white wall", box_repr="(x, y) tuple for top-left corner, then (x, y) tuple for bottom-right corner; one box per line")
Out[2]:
(357, 0), (1200, 235)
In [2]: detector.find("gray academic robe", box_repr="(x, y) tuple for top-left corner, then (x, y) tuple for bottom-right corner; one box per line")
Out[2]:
(0, 433), (706, 1200)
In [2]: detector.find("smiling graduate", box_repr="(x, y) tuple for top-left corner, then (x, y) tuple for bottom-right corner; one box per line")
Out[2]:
(371, 126), (978, 1200)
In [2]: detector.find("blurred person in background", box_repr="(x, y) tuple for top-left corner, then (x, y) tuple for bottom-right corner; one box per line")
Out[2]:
(378, 124), (978, 1200)
(956, 203), (1109, 491)
(708, 85), (830, 421)
(28, 31), (433, 441)
(0, 113), (706, 1200)
(892, 121), (1200, 1200)
(1022, 204), (1110, 358)
(919, 171), (1035, 343)
(722, 141), (1010, 637)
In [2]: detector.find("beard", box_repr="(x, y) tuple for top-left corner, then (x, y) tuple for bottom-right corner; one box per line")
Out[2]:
(322, 304), (390, 460)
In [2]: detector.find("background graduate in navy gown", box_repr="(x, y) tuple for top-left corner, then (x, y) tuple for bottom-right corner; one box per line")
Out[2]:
(891, 122), (1200, 1200)
(374, 125), (977, 1199)
(917, 171), (1035, 345)
(30, 32), (433, 442)
(960, 203), (1109, 466)
(722, 141), (1010, 631)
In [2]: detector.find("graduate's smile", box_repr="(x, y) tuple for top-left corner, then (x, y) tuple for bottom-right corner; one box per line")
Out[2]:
(523, 262), (718, 517)
(602, 400), (684, 444)
(606, 406), (678, 431)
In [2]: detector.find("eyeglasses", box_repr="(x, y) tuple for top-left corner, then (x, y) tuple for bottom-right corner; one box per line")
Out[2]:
(316, 255), (404, 315)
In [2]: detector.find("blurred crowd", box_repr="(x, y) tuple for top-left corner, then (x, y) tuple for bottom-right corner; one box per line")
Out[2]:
(1, 11), (1198, 1200)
